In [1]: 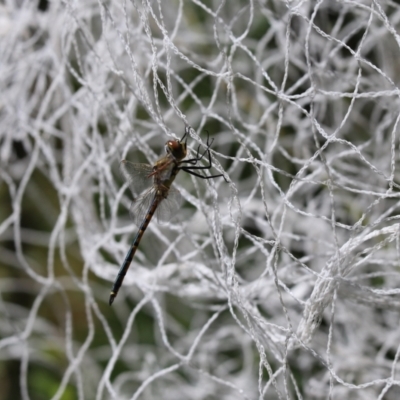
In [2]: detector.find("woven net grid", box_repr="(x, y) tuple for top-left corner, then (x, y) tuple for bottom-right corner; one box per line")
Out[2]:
(2, 0), (400, 399)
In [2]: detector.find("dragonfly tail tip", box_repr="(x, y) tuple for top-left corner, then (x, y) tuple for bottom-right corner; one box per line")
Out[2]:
(109, 292), (116, 306)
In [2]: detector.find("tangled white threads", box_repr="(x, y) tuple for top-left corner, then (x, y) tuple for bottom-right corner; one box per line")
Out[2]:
(2, 1), (400, 399)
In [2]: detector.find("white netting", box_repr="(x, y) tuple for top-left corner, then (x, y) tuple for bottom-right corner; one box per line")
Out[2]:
(2, 0), (400, 398)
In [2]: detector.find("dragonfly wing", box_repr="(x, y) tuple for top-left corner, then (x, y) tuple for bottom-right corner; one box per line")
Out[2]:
(155, 187), (182, 224)
(129, 188), (158, 227)
(120, 160), (154, 196)
(121, 159), (181, 226)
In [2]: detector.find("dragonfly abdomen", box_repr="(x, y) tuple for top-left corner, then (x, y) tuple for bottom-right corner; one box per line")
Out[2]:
(109, 193), (162, 305)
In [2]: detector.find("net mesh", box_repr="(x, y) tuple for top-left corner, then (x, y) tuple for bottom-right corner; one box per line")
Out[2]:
(2, 0), (400, 399)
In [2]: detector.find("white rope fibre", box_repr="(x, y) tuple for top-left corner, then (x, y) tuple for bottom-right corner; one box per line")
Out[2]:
(1, 0), (400, 399)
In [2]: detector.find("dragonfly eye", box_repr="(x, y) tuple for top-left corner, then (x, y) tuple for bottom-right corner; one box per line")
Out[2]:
(166, 139), (187, 161)
(167, 140), (177, 149)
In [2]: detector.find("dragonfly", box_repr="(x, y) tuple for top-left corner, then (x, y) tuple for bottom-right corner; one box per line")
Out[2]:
(109, 126), (226, 305)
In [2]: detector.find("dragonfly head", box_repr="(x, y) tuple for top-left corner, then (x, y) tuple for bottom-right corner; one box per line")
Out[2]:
(166, 138), (187, 161)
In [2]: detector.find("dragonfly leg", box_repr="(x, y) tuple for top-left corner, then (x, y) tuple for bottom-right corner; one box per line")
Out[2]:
(180, 144), (215, 170)
(181, 134), (214, 165)
(181, 167), (226, 180)
(181, 125), (190, 143)
(179, 131), (227, 181)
